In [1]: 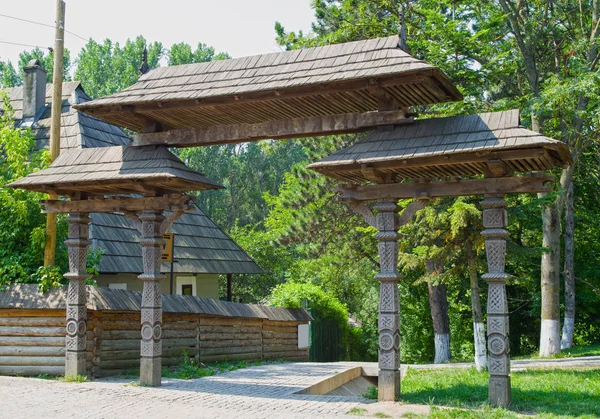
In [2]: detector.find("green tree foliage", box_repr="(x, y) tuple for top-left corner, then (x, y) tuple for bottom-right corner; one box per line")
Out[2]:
(178, 141), (307, 230)
(75, 36), (162, 98)
(220, 225), (295, 304)
(0, 61), (20, 88)
(0, 93), (53, 286)
(167, 42), (231, 65)
(269, 281), (349, 329)
(18, 47), (72, 83)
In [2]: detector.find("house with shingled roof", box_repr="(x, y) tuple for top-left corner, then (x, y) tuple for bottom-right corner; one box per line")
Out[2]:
(1, 60), (261, 299)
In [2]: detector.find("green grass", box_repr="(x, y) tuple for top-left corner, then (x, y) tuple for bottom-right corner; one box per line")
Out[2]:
(401, 367), (600, 418)
(373, 413), (391, 418)
(547, 344), (600, 359)
(347, 407), (368, 416)
(514, 343), (600, 360)
(59, 374), (89, 383)
(363, 385), (378, 400)
(161, 357), (281, 380)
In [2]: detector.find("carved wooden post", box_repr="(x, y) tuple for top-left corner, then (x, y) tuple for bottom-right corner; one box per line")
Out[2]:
(138, 210), (165, 387)
(375, 200), (401, 402)
(64, 213), (91, 377)
(481, 197), (511, 407)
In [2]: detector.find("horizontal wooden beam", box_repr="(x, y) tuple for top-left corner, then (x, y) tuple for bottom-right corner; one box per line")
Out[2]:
(41, 195), (194, 214)
(337, 174), (555, 201)
(133, 110), (413, 147)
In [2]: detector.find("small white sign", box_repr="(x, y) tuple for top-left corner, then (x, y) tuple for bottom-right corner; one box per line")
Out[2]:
(298, 324), (309, 349)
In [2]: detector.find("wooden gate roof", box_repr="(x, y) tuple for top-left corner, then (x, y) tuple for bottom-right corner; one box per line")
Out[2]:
(308, 110), (571, 182)
(74, 36), (461, 133)
(7, 145), (222, 196)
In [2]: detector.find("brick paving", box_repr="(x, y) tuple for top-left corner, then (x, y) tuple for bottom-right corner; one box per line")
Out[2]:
(0, 362), (382, 419)
(1, 357), (598, 418)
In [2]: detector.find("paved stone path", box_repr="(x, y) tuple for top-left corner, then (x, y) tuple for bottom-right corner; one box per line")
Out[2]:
(0, 357), (598, 419)
(0, 362), (397, 419)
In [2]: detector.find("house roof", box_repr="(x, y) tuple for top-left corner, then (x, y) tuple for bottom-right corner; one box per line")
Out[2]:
(308, 110), (572, 182)
(4, 80), (260, 275)
(91, 203), (262, 275)
(74, 36), (462, 133)
(0, 284), (310, 322)
(7, 145), (223, 196)
(3, 81), (131, 150)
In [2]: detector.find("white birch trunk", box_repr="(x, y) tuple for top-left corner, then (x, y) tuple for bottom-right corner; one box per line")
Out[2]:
(434, 333), (451, 364)
(540, 319), (561, 357)
(473, 322), (487, 371)
(561, 317), (575, 350)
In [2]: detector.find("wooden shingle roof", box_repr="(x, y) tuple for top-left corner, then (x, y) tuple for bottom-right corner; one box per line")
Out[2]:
(0, 284), (311, 322)
(91, 203), (262, 275)
(75, 36), (461, 132)
(3, 82), (131, 150)
(8, 145), (222, 196)
(308, 110), (571, 182)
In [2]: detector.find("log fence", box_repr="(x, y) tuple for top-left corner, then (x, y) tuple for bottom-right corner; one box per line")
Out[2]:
(0, 285), (310, 377)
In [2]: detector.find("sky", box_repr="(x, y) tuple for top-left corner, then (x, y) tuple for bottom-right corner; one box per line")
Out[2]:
(0, 0), (315, 69)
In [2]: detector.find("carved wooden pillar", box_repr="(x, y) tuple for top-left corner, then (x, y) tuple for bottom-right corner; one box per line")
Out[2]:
(375, 200), (401, 402)
(138, 210), (165, 387)
(481, 197), (511, 407)
(64, 213), (91, 377)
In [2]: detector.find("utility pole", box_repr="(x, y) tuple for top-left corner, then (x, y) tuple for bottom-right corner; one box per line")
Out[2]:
(43, 0), (66, 267)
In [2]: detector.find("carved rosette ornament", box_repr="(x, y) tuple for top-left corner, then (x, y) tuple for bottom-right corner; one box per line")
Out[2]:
(64, 213), (92, 377)
(374, 200), (402, 402)
(481, 197), (511, 407)
(138, 210), (166, 387)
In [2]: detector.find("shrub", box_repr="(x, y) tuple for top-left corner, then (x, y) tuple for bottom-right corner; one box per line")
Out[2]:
(268, 282), (349, 329)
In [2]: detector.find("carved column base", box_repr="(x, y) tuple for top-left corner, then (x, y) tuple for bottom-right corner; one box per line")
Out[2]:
(140, 357), (162, 387)
(489, 375), (511, 407)
(378, 369), (401, 402)
(65, 351), (86, 377)
(140, 279), (163, 387)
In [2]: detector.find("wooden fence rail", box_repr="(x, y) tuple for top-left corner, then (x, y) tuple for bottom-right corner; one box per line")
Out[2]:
(0, 285), (311, 377)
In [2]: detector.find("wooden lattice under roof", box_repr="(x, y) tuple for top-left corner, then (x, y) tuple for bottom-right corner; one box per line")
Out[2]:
(7, 145), (222, 196)
(74, 36), (462, 133)
(308, 110), (571, 183)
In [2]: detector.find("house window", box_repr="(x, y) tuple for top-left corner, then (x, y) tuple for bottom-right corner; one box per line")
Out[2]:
(182, 284), (193, 296)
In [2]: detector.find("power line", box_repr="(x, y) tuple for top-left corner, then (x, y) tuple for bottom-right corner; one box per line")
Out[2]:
(0, 40), (51, 50)
(0, 13), (87, 41)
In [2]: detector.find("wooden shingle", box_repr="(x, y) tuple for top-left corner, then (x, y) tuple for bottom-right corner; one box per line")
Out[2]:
(7, 145), (222, 196)
(74, 36), (461, 133)
(308, 110), (572, 182)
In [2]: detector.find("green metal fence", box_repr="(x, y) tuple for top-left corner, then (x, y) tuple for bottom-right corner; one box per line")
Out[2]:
(309, 308), (345, 362)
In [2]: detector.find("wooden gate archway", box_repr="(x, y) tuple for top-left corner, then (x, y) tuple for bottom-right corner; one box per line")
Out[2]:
(10, 35), (572, 406)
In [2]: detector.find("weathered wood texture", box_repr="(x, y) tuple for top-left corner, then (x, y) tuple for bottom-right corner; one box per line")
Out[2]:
(133, 110), (412, 148)
(74, 36), (461, 133)
(0, 309), (309, 377)
(308, 110), (571, 182)
(337, 175), (554, 201)
(7, 146), (222, 197)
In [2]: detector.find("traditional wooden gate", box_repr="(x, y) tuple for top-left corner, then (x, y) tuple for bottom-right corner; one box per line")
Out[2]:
(9, 34), (572, 407)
